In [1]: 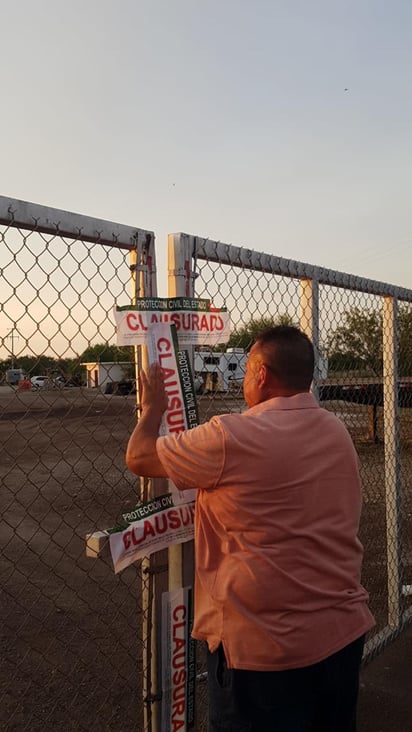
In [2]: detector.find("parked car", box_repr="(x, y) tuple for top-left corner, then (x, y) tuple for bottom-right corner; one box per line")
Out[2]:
(30, 375), (49, 388)
(54, 375), (74, 387)
(54, 376), (81, 387)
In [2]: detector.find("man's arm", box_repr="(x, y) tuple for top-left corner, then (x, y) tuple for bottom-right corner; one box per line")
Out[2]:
(126, 363), (168, 478)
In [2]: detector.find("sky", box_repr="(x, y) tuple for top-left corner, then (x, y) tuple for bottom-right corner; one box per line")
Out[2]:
(1, 0), (412, 295)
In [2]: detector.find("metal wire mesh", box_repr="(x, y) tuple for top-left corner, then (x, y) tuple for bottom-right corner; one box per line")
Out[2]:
(188, 244), (412, 730)
(3, 203), (412, 731)
(0, 203), (154, 731)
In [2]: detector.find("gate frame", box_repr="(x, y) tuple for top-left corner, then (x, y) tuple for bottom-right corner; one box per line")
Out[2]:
(0, 195), (159, 731)
(169, 231), (412, 666)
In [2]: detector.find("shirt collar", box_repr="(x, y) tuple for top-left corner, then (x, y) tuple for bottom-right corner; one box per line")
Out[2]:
(250, 392), (319, 413)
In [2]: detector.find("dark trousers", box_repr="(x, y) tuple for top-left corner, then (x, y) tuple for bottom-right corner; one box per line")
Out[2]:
(207, 635), (365, 732)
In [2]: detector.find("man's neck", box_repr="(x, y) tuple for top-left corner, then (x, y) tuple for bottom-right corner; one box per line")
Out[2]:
(262, 386), (308, 401)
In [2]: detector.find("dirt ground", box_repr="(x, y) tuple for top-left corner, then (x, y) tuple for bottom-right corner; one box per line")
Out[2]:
(1, 386), (411, 730)
(0, 386), (144, 731)
(358, 620), (412, 732)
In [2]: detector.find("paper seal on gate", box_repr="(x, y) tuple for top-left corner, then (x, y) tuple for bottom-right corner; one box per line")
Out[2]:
(113, 296), (231, 346)
(147, 321), (199, 503)
(109, 500), (195, 574)
(108, 323), (200, 573)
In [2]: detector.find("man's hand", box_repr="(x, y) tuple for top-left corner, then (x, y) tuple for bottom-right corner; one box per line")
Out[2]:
(126, 362), (169, 478)
(140, 362), (168, 415)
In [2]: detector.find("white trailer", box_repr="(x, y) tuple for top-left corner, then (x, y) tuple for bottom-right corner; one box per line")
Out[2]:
(193, 349), (328, 393)
(194, 348), (247, 393)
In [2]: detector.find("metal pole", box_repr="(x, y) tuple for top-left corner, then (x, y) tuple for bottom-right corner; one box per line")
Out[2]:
(382, 296), (402, 628)
(7, 328), (19, 369)
(167, 234), (195, 590)
(299, 279), (320, 400)
(130, 232), (160, 732)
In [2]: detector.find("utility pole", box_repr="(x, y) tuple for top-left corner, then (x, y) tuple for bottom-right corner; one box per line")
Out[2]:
(7, 328), (19, 369)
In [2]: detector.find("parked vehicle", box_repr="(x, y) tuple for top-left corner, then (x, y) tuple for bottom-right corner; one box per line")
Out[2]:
(105, 379), (136, 395)
(194, 348), (247, 393)
(6, 368), (25, 385)
(30, 375), (49, 388)
(30, 374), (79, 389)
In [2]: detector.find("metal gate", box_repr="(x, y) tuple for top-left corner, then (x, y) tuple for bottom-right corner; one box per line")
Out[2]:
(168, 232), (412, 674)
(0, 196), (157, 731)
(2, 195), (412, 731)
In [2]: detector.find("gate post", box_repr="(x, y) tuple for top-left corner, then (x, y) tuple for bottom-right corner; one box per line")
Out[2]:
(130, 231), (161, 732)
(167, 233), (196, 591)
(382, 296), (402, 628)
(299, 278), (320, 399)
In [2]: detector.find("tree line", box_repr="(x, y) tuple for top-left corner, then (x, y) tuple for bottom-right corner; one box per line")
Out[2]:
(226, 306), (412, 377)
(2, 307), (412, 380)
(0, 344), (134, 383)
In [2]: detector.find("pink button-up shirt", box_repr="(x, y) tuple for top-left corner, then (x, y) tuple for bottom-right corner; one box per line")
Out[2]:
(157, 392), (375, 670)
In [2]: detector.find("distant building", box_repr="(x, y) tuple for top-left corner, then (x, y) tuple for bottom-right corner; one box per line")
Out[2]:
(81, 361), (133, 389)
(6, 368), (25, 385)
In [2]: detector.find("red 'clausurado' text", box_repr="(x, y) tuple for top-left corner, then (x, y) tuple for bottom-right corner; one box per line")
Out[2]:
(122, 504), (195, 550)
(126, 311), (224, 333)
(170, 603), (188, 731)
(157, 335), (186, 435)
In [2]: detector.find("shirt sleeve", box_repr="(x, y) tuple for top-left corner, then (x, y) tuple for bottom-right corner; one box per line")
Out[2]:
(156, 417), (225, 491)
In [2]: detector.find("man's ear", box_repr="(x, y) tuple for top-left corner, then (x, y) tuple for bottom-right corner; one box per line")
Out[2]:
(259, 363), (270, 388)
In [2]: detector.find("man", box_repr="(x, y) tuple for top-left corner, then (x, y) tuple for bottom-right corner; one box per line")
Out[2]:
(126, 326), (374, 731)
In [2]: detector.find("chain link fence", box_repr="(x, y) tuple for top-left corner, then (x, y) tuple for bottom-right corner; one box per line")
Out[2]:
(168, 233), (412, 730)
(2, 198), (412, 731)
(0, 197), (158, 731)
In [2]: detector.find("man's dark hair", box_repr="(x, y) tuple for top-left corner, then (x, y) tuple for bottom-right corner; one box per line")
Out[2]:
(254, 326), (314, 391)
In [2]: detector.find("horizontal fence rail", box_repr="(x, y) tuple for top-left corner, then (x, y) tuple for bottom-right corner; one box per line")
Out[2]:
(187, 233), (412, 300)
(0, 196), (154, 250)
